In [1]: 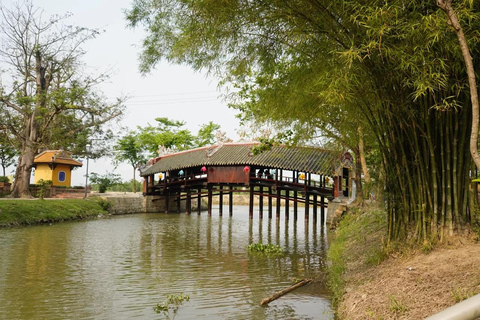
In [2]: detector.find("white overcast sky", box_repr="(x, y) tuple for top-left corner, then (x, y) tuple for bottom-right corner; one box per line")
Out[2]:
(3, 0), (243, 185)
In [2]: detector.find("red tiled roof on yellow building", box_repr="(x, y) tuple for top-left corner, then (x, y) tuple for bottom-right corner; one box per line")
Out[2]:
(34, 150), (83, 167)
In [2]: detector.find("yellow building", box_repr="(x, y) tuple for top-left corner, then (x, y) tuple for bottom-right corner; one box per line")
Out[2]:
(33, 150), (83, 187)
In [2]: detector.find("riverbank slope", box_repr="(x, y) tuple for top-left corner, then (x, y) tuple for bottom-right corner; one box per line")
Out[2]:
(328, 203), (480, 319)
(0, 198), (108, 227)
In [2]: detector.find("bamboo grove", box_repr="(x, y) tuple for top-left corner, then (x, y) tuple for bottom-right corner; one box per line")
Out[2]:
(126, 0), (480, 241)
(372, 84), (477, 241)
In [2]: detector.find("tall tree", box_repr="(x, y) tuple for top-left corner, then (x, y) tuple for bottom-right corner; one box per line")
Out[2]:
(195, 121), (221, 147)
(113, 132), (147, 192)
(137, 117), (195, 156)
(0, 2), (124, 197)
(136, 117), (221, 157)
(0, 134), (17, 176)
(127, 0), (480, 241)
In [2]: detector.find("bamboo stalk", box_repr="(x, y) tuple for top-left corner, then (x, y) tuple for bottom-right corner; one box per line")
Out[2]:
(260, 278), (313, 306)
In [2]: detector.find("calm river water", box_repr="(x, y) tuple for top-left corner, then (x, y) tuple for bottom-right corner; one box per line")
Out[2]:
(0, 205), (333, 319)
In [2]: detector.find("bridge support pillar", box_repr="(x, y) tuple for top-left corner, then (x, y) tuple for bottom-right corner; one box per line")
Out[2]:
(321, 196), (326, 226)
(219, 185), (223, 216)
(229, 186), (233, 216)
(259, 186), (263, 219)
(268, 187), (273, 219)
(313, 194), (318, 222)
(305, 193), (310, 221)
(197, 187), (201, 215)
(285, 190), (289, 221)
(186, 188), (191, 214)
(208, 185), (212, 216)
(276, 188), (281, 219)
(293, 190), (298, 221)
(176, 192), (181, 213)
(249, 185), (254, 219)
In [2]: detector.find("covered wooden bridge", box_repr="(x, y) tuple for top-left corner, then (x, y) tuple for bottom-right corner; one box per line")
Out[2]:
(141, 142), (352, 224)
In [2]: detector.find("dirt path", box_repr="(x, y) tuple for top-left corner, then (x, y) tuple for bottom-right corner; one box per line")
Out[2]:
(340, 241), (480, 319)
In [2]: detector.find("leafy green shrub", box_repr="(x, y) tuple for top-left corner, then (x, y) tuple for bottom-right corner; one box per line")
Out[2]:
(36, 179), (52, 199)
(154, 293), (190, 314)
(93, 198), (112, 211)
(89, 172), (121, 193)
(246, 243), (284, 256)
(0, 176), (10, 183)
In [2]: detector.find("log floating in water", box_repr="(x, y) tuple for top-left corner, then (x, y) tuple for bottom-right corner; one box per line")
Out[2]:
(260, 278), (313, 306)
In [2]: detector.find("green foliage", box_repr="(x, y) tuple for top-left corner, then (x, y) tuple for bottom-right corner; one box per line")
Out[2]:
(0, 176), (10, 183)
(451, 287), (475, 303)
(326, 235), (347, 310)
(131, 117), (223, 158)
(113, 132), (146, 192)
(365, 247), (389, 266)
(327, 206), (388, 310)
(246, 243), (284, 256)
(114, 132), (146, 167)
(91, 197), (112, 211)
(154, 293), (190, 315)
(195, 121), (221, 147)
(89, 172), (122, 193)
(0, 135), (17, 176)
(251, 138), (275, 156)
(36, 179), (52, 200)
(107, 179), (143, 193)
(136, 117), (194, 156)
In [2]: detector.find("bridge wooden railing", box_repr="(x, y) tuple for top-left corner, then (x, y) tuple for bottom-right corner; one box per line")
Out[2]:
(146, 173), (334, 197)
(250, 176), (333, 196)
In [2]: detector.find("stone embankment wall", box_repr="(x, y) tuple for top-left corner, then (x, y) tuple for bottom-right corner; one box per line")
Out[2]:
(98, 193), (203, 214)
(326, 198), (350, 226)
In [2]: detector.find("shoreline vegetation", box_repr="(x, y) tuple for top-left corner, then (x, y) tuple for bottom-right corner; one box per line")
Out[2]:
(0, 198), (109, 227)
(327, 202), (480, 319)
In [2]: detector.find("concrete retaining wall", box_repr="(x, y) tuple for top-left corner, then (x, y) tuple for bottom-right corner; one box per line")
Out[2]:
(97, 193), (204, 214)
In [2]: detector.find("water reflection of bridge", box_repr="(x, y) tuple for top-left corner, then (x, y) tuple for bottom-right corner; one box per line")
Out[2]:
(141, 142), (352, 224)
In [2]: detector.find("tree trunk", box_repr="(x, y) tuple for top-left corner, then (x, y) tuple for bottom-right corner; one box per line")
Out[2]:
(133, 166), (136, 193)
(10, 50), (45, 198)
(358, 126), (371, 183)
(10, 145), (35, 198)
(437, 0), (480, 171)
(11, 114), (38, 198)
(352, 147), (364, 201)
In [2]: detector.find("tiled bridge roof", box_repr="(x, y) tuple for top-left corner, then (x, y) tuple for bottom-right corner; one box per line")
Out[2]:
(140, 142), (340, 176)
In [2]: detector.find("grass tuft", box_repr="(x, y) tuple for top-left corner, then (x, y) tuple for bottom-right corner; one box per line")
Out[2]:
(388, 295), (408, 314)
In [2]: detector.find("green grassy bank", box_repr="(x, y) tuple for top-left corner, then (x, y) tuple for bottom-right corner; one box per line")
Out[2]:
(326, 203), (387, 311)
(0, 199), (109, 227)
